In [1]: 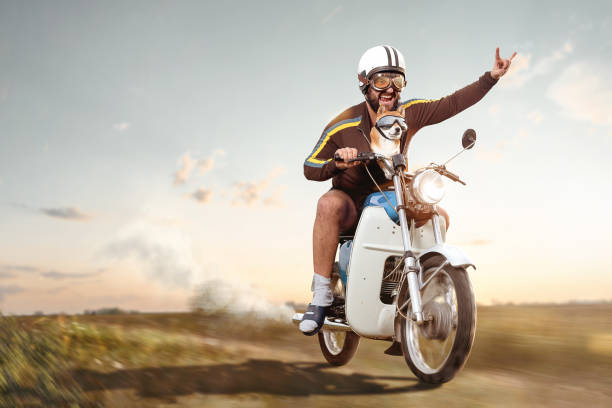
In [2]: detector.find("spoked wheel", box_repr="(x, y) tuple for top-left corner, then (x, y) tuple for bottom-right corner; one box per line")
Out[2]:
(317, 262), (360, 366)
(399, 255), (476, 383)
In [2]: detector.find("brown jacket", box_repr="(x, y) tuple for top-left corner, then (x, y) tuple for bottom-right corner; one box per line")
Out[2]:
(303, 71), (498, 203)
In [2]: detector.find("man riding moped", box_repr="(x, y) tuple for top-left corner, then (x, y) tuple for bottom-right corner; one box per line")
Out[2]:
(300, 45), (516, 335)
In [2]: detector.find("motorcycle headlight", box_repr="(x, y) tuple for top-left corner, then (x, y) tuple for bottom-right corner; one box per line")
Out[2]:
(412, 169), (445, 204)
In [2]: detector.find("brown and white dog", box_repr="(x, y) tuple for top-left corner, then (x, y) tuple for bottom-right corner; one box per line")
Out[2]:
(370, 105), (407, 179)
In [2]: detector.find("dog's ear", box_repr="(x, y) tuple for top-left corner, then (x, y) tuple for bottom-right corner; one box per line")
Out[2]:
(398, 104), (406, 116)
(377, 105), (386, 115)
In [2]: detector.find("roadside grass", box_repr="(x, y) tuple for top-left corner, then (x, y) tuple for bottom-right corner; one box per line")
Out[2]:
(0, 314), (88, 407)
(2, 303), (611, 406)
(468, 303), (612, 378)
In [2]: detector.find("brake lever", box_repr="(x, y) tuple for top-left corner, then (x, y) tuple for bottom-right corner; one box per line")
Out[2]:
(435, 165), (466, 185)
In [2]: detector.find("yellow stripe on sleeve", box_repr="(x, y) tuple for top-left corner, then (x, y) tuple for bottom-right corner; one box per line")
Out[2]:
(400, 99), (437, 109)
(306, 119), (361, 165)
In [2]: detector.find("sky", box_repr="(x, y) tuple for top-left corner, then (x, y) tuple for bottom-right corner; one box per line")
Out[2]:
(1, 0), (611, 315)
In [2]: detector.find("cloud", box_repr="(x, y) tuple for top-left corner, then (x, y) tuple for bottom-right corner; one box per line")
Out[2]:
(502, 41), (573, 88)
(174, 149), (225, 185)
(191, 187), (212, 203)
(0, 285), (24, 302)
(547, 61), (612, 126)
(103, 222), (202, 288)
(475, 127), (529, 160)
(0, 264), (102, 280)
(262, 185), (287, 207)
(41, 270), (101, 280)
(527, 110), (543, 124)
(40, 207), (91, 220)
(173, 152), (195, 185)
(232, 167), (285, 206)
(46, 285), (70, 295)
(113, 122), (131, 132)
(0, 264), (39, 273)
(197, 149), (225, 176)
(321, 5), (343, 24)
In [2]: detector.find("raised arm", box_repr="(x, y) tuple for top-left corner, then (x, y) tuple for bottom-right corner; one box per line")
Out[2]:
(403, 48), (517, 129)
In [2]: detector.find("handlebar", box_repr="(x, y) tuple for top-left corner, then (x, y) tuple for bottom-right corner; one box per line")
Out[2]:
(333, 152), (381, 163)
(333, 152), (466, 185)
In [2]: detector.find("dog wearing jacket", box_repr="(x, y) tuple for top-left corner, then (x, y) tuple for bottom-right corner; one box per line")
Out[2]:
(370, 105), (407, 179)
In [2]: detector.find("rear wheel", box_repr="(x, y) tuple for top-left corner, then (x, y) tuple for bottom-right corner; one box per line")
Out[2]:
(317, 262), (360, 366)
(399, 255), (476, 383)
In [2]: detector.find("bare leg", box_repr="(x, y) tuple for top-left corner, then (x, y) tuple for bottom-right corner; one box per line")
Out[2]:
(312, 190), (359, 278)
(300, 190), (359, 333)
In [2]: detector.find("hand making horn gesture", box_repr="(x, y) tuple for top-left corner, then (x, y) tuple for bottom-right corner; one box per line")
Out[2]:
(491, 47), (517, 79)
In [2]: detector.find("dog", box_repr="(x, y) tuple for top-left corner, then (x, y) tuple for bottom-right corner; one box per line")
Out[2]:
(370, 105), (407, 179)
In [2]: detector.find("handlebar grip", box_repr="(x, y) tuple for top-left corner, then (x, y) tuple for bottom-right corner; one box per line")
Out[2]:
(334, 152), (375, 163)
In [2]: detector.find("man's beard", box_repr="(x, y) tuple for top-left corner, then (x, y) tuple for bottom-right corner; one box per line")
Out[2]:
(365, 89), (398, 112)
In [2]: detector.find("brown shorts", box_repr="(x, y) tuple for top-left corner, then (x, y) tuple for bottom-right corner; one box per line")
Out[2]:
(329, 187), (372, 235)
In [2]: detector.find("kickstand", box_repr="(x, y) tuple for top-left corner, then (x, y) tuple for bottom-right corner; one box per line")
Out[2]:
(383, 341), (403, 356)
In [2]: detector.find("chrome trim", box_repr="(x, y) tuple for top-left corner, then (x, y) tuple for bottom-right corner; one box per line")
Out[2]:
(431, 209), (443, 245)
(407, 271), (424, 324)
(361, 243), (404, 254)
(392, 174), (412, 251)
(393, 173), (424, 324)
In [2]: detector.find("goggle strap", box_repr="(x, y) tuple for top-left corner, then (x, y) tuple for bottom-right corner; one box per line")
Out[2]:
(375, 124), (397, 141)
(358, 73), (369, 86)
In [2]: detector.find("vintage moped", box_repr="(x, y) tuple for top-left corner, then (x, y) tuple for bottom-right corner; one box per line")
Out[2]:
(293, 130), (478, 384)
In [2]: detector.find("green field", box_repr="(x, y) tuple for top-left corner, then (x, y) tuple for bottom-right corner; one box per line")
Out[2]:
(2, 303), (612, 407)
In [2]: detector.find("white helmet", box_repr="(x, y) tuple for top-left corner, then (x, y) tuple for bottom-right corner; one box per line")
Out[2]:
(357, 45), (406, 94)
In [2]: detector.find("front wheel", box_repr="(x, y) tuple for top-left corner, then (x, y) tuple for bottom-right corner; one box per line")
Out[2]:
(399, 255), (476, 383)
(317, 262), (360, 366)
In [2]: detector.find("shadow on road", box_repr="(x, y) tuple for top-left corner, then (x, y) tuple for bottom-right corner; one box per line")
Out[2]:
(74, 359), (439, 399)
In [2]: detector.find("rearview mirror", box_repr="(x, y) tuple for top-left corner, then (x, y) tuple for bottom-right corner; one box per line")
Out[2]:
(462, 129), (476, 150)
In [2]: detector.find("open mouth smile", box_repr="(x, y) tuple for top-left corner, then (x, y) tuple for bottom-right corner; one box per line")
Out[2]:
(379, 94), (396, 104)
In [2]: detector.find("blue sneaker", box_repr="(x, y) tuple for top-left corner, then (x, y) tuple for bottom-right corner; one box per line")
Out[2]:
(299, 304), (329, 336)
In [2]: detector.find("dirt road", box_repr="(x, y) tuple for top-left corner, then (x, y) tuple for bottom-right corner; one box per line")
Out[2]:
(64, 304), (612, 407)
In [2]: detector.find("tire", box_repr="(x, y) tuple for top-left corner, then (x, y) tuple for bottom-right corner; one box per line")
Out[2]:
(399, 255), (476, 383)
(318, 329), (360, 366)
(317, 262), (360, 366)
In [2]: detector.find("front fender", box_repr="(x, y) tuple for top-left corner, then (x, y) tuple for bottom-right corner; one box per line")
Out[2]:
(417, 244), (475, 270)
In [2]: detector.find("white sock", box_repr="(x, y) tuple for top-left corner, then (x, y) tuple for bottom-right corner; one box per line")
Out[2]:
(311, 274), (333, 306)
(299, 274), (332, 333)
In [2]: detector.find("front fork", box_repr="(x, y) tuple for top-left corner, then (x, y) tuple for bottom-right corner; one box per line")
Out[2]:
(391, 165), (444, 326)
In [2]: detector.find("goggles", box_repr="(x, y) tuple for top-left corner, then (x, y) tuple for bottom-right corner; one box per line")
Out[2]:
(376, 115), (408, 131)
(369, 72), (406, 91)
